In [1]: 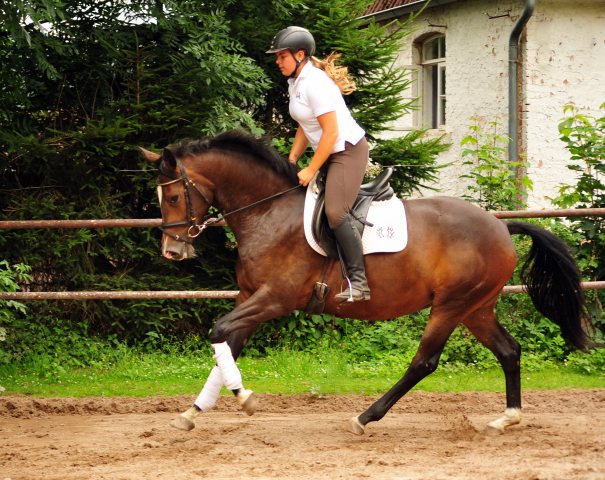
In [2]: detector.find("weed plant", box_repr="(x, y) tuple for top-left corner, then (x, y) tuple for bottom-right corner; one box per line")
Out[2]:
(459, 116), (532, 211)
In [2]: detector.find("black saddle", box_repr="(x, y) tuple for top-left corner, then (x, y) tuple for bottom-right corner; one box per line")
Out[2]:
(312, 167), (394, 259)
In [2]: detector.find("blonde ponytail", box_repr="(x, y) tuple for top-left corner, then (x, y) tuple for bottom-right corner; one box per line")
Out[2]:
(310, 52), (356, 95)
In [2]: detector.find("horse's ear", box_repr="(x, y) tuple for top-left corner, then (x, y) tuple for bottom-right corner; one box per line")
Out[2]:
(139, 147), (161, 162)
(162, 148), (178, 171)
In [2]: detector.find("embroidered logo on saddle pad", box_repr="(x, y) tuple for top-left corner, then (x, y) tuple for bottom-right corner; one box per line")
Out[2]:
(303, 174), (408, 257)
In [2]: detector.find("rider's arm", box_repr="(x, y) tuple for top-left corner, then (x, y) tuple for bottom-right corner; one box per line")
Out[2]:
(289, 126), (310, 164)
(297, 111), (338, 186)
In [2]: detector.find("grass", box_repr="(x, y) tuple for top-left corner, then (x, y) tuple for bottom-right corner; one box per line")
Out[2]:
(1, 347), (603, 398)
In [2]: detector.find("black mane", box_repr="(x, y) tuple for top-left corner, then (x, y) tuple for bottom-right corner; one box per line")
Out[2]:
(166, 130), (299, 185)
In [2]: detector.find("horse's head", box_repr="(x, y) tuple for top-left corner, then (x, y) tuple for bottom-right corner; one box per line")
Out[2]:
(140, 146), (214, 261)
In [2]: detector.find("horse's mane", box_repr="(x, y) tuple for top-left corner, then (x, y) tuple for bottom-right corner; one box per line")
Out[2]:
(167, 130), (299, 185)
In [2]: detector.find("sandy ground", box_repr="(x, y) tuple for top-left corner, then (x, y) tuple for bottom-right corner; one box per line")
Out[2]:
(1, 389), (605, 480)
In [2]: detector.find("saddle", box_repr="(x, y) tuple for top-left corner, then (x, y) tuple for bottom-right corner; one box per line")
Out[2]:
(312, 167), (394, 259)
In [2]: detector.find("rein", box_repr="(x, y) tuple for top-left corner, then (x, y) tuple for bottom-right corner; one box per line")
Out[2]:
(157, 156), (302, 244)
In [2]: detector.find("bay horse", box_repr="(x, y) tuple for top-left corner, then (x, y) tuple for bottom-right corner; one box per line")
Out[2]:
(141, 129), (598, 436)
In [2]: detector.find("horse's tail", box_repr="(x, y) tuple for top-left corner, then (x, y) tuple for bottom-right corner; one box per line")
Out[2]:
(506, 220), (601, 351)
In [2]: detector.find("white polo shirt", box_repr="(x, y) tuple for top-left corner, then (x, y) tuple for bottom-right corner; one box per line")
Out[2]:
(288, 62), (365, 154)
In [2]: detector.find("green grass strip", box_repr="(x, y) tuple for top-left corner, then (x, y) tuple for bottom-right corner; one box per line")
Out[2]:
(1, 347), (603, 398)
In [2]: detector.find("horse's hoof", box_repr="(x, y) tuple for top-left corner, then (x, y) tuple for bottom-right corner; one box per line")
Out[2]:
(237, 389), (258, 416)
(345, 416), (365, 436)
(484, 425), (504, 436)
(170, 415), (195, 431)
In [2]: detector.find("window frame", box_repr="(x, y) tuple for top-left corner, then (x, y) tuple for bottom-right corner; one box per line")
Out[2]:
(421, 35), (446, 130)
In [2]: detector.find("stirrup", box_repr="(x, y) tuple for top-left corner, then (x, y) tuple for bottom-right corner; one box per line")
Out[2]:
(335, 278), (370, 303)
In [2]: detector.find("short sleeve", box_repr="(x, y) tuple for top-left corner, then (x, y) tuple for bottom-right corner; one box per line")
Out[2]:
(306, 73), (338, 118)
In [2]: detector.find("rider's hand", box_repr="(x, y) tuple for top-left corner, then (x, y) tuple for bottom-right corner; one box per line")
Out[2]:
(297, 167), (317, 187)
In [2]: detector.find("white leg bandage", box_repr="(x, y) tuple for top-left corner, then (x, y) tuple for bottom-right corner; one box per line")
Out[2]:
(212, 342), (243, 391)
(193, 366), (223, 413)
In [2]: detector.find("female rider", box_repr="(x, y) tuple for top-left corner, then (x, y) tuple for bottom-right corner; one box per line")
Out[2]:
(267, 26), (370, 303)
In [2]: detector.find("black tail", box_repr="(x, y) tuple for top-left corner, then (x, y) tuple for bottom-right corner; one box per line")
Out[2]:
(506, 220), (599, 351)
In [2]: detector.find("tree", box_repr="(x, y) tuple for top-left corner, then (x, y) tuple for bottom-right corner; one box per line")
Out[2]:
(0, 0), (269, 337)
(0, 0), (448, 340)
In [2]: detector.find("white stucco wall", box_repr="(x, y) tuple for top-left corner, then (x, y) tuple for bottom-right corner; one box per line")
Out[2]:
(384, 0), (605, 208)
(524, 0), (605, 208)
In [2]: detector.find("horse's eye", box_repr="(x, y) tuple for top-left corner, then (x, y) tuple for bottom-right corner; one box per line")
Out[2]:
(168, 195), (179, 204)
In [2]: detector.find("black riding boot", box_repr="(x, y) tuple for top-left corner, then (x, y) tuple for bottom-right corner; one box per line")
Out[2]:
(332, 214), (371, 303)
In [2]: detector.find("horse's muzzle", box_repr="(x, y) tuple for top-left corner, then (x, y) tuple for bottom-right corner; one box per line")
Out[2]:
(162, 236), (195, 261)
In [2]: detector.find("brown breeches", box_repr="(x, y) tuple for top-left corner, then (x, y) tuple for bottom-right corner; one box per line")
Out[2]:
(322, 137), (369, 229)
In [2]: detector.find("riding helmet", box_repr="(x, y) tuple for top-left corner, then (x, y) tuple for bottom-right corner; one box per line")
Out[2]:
(266, 26), (316, 57)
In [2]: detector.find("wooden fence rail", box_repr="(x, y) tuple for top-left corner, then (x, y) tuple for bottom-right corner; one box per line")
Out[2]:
(1, 207), (604, 300)
(0, 291), (239, 300)
(2, 207), (605, 230)
(2, 282), (605, 301)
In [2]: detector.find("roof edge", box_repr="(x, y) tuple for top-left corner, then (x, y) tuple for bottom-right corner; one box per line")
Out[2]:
(358, 0), (462, 23)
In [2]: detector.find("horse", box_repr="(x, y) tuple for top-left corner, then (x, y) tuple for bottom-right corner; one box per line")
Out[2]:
(141, 129), (598, 436)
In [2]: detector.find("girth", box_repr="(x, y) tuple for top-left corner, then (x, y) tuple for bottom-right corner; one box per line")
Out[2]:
(311, 168), (394, 259)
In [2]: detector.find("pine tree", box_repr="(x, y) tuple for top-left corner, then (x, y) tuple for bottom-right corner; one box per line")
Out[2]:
(227, 0), (449, 193)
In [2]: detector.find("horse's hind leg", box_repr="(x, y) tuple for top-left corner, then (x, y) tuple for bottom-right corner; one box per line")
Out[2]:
(463, 305), (522, 434)
(347, 308), (458, 435)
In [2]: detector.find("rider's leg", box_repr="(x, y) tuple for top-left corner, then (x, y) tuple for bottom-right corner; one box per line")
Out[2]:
(324, 137), (370, 302)
(332, 214), (370, 302)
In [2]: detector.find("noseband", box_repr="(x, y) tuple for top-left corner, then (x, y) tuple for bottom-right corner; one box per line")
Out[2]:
(157, 155), (302, 244)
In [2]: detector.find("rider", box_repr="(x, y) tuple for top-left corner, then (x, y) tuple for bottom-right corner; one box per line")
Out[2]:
(267, 26), (370, 302)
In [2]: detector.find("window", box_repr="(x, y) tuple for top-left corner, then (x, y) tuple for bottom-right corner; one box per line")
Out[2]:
(422, 35), (446, 129)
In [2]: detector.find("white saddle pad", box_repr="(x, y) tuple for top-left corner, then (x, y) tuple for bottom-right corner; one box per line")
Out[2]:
(303, 174), (408, 257)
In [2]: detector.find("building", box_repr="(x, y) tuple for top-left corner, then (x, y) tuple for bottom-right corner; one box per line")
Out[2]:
(362, 0), (605, 208)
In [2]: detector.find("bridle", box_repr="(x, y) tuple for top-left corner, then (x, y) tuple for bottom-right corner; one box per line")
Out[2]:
(156, 156), (214, 244)
(156, 155), (302, 244)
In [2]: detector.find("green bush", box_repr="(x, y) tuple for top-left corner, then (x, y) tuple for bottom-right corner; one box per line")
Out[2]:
(0, 262), (31, 367)
(550, 103), (605, 333)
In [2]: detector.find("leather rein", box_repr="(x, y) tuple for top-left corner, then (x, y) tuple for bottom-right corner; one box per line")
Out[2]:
(156, 156), (302, 244)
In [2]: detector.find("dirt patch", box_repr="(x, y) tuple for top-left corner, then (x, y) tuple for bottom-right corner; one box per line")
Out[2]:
(1, 389), (605, 479)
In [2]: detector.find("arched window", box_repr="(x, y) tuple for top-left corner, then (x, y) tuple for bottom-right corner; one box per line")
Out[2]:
(421, 35), (446, 129)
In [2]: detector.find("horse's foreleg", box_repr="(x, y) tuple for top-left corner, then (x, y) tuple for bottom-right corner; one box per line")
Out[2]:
(464, 310), (522, 434)
(207, 288), (292, 415)
(170, 324), (258, 431)
(347, 312), (457, 435)
(212, 341), (258, 415)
